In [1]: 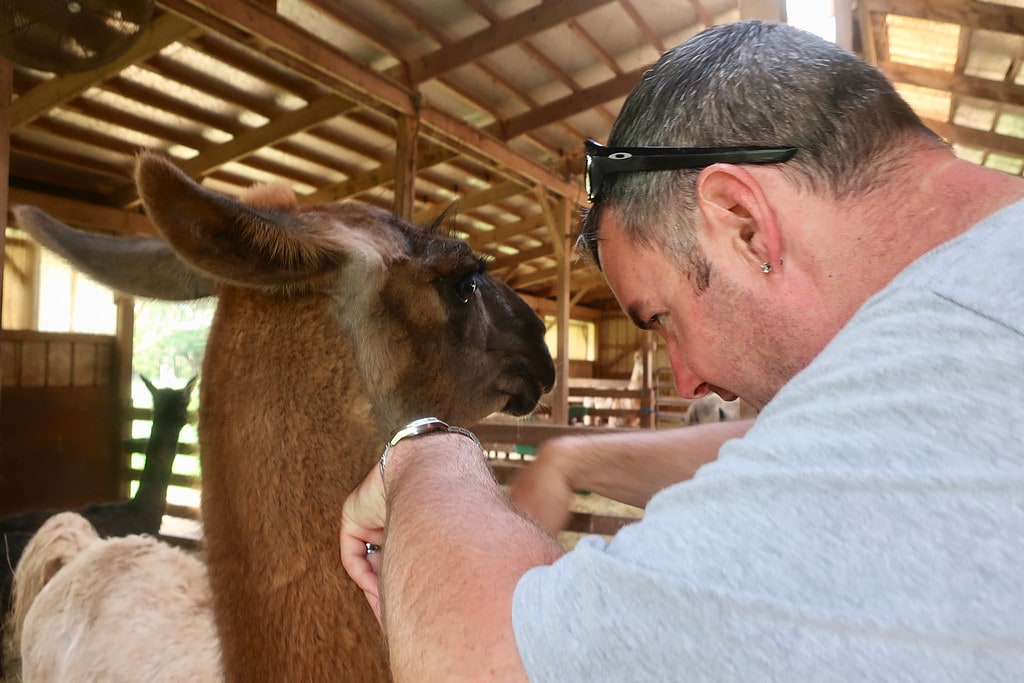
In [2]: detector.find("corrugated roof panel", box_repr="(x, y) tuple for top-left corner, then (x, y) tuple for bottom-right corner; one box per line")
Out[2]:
(892, 82), (952, 122)
(886, 15), (960, 72)
(953, 144), (987, 164)
(963, 30), (1022, 81)
(994, 109), (1024, 138)
(984, 152), (1024, 173)
(952, 99), (997, 131)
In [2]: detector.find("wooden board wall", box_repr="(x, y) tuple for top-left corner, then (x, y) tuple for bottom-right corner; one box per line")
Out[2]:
(0, 330), (120, 515)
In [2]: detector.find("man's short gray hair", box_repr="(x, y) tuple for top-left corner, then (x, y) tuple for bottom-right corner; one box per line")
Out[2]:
(578, 19), (944, 274)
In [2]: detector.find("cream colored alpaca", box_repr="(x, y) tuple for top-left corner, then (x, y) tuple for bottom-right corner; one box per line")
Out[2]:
(10, 152), (554, 682)
(8, 513), (220, 682)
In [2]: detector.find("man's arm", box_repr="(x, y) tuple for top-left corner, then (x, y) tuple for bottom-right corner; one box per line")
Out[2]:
(509, 419), (753, 534)
(378, 432), (563, 682)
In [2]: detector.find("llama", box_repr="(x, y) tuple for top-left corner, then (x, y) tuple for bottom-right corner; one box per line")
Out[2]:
(8, 512), (220, 683)
(683, 393), (741, 426)
(0, 375), (195, 677)
(10, 152), (556, 682)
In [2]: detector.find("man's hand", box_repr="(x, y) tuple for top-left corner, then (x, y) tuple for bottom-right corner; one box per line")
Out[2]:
(509, 437), (577, 534)
(340, 464), (387, 625)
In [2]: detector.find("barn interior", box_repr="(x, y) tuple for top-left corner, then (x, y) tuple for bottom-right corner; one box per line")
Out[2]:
(2, 0), (1024, 540)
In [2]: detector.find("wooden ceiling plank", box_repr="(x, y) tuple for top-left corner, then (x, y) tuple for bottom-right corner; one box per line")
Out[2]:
(925, 116), (1024, 157)
(12, 137), (129, 180)
(160, 0), (416, 114)
(186, 32), (326, 101)
(689, 0), (715, 27)
(617, 0), (666, 53)
(468, 213), (546, 250)
(302, 144), (457, 205)
(488, 244), (554, 271)
(161, 0), (581, 201)
(866, 0), (1024, 34)
(8, 188), (155, 236)
(11, 13), (201, 129)
(407, 0), (618, 83)
(499, 66), (647, 140)
(180, 94), (355, 177)
(418, 107), (580, 199)
(880, 60), (1024, 106)
(513, 260), (590, 289)
(566, 19), (622, 74)
(446, 180), (524, 215)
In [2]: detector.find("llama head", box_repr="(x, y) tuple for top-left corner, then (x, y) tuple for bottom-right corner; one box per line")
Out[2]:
(140, 375), (197, 430)
(15, 153), (555, 430)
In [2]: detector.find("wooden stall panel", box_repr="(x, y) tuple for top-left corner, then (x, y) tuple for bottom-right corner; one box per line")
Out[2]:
(0, 331), (120, 516)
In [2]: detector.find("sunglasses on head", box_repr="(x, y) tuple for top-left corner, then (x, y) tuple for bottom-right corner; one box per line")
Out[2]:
(584, 139), (797, 203)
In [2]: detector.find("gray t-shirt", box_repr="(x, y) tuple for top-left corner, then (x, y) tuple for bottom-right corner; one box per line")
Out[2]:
(513, 200), (1024, 682)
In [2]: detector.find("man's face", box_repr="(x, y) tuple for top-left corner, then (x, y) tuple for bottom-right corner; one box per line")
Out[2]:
(597, 211), (805, 411)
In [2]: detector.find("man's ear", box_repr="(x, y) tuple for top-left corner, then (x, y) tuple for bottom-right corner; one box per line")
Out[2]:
(694, 164), (782, 271)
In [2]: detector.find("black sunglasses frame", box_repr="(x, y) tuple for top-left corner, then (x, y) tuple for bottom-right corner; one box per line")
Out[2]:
(584, 139), (797, 202)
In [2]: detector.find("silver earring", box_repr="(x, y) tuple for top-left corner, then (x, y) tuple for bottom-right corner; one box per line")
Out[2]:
(760, 262), (772, 274)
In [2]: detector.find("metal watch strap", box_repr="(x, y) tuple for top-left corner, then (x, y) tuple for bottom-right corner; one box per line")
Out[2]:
(379, 417), (484, 478)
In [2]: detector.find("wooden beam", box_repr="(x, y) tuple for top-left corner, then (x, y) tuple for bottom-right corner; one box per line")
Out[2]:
(8, 189), (155, 237)
(858, 0), (878, 64)
(739, 0), (785, 21)
(420, 180), (526, 224)
(394, 113), (419, 220)
(0, 58), (10, 366)
(514, 260), (591, 288)
(406, 0), (619, 83)
(551, 197), (572, 425)
(159, 0), (417, 115)
(304, 144), (456, 206)
(11, 13), (200, 129)
(499, 67), (648, 140)
(865, 0), (1024, 35)
(534, 186), (564, 261)
(109, 93), (359, 207)
(924, 116), (1024, 157)
(161, 0), (585, 203)
(182, 94), (355, 177)
(469, 213), (546, 250)
(487, 244), (555, 271)
(880, 60), (1024, 106)
(418, 106), (581, 199)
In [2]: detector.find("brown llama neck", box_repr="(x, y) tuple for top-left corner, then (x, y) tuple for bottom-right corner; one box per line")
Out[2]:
(198, 288), (390, 682)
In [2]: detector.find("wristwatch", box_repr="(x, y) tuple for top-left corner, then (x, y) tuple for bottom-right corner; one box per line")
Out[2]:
(379, 417), (483, 477)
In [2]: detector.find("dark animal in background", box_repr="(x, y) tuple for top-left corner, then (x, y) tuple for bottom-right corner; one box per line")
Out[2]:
(0, 374), (196, 676)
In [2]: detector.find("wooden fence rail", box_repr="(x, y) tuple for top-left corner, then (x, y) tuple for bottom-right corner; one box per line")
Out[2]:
(127, 415), (643, 545)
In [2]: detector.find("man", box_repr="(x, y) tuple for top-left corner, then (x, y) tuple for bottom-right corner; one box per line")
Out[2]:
(341, 20), (1024, 681)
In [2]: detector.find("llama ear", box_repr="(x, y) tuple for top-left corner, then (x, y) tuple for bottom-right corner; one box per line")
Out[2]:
(135, 153), (349, 289)
(183, 375), (199, 397)
(12, 206), (218, 300)
(140, 375), (157, 396)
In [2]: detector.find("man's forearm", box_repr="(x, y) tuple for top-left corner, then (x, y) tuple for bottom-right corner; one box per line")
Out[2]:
(552, 418), (753, 508)
(381, 433), (562, 682)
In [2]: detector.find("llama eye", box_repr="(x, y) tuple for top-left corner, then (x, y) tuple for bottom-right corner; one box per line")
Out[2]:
(455, 274), (479, 303)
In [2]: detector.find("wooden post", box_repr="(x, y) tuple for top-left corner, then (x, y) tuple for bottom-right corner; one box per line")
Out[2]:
(115, 296), (135, 499)
(835, 0), (853, 51)
(640, 330), (656, 429)
(0, 58), (11, 396)
(394, 112), (418, 221)
(739, 0), (785, 21)
(550, 197), (572, 425)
